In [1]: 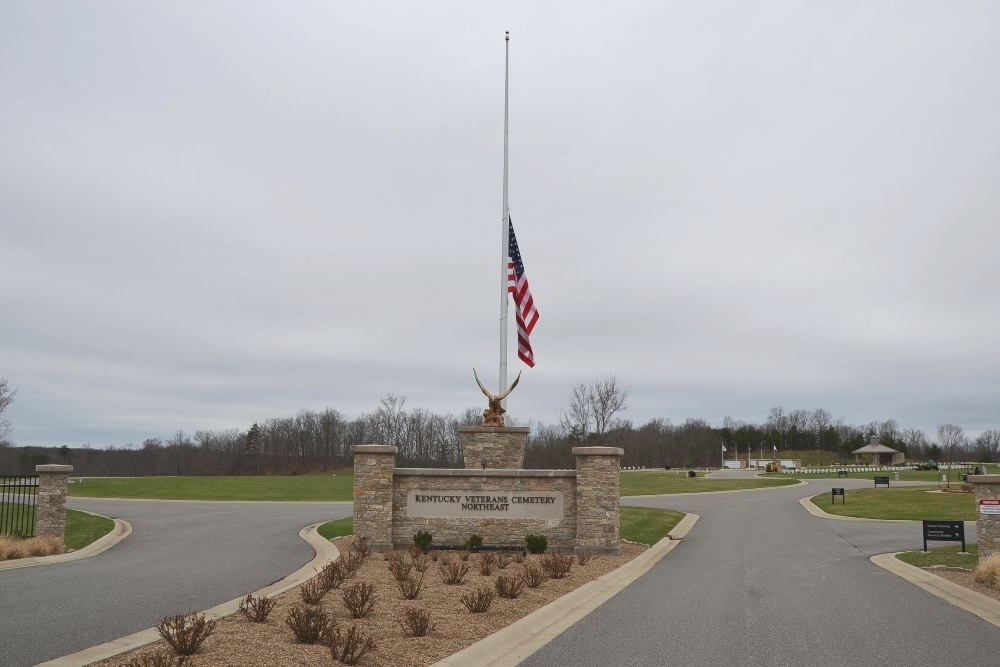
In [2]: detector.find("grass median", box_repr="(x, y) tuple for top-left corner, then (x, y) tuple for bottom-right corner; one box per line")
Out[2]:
(809, 487), (976, 521)
(316, 506), (685, 548)
(621, 471), (797, 496)
(896, 544), (978, 569)
(65, 509), (116, 551)
(767, 468), (989, 482)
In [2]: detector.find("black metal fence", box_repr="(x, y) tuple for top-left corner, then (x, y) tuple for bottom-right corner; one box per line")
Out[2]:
(1, 474), (39, 537)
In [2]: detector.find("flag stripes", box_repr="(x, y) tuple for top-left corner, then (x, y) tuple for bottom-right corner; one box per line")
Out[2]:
(507, 217), (538, 367)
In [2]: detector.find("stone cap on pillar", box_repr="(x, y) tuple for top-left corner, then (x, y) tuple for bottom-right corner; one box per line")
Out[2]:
(572, 447), (624, 457)
(969, 475), (1000, 483)
(457, 427), (531, 434)
(350, 445), (398, 455)
(36, 464), (74, 473)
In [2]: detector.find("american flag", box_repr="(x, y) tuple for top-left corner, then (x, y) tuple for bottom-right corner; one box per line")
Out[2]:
(507, 217), (539, 367)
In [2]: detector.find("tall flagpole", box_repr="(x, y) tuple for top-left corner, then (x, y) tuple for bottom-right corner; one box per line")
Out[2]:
(499, 30), (510, 405)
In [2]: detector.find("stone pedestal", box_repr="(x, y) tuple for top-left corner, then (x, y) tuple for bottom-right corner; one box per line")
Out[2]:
(36, 464), (73, 545)
(351, 445), (397, 551)
(459, 427), (529, 469)
(970, 475), (1000, 561)
(573, 447), (624, 556)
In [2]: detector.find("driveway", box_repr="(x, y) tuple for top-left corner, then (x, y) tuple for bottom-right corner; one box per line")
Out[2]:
(0, 499), (350, 667)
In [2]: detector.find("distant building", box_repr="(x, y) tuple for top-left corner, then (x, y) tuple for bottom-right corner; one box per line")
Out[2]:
(852, 437), (905, 465)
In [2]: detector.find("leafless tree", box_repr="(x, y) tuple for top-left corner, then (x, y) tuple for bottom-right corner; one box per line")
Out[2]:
(937, 423), (966, 487)
(974, 429), (1000, 462)
(0, 377), (16, 442)
(559, 382), (593, 440)
(591, 376), (630, 436)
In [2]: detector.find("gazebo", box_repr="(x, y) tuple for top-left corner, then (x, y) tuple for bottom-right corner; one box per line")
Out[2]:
(852, 438), (905, 465)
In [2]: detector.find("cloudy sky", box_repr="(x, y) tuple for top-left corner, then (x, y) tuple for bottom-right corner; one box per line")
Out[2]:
(2, 1), (998, 447)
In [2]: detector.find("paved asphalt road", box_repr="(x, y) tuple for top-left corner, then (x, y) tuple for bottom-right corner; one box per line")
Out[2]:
(522, 475), (996, 667)
(0, 499), (350, 667)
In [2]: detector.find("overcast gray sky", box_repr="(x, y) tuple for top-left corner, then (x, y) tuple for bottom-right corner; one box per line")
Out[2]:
(2, 1), (998, 447)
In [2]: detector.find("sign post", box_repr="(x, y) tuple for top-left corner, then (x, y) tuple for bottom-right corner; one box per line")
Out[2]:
(832, 487), (845, 504)
(922, 520), (966, 553)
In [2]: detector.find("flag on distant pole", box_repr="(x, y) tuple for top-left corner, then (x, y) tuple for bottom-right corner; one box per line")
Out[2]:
(773, 444), (777, 453)
(507, 216), (538, 367)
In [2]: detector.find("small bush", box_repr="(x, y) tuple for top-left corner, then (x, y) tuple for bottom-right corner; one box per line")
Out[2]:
(477, 552), (497, 576)
(300, 578), (327, 604)
(494, 572), (525, 599)
(497, 551), (513, 569)
(410, 552), (430, 573)
(465, 534), (484, 550)
(319, 560), (347, 591)
(974, 554), (1000, 588)
(437, 552), (452, 566)
(238, 594), (277, 622)
(340, 551), (364, 578)
(328, 624), (376, 665)
(525, 534), (548, 554)
(429, 550), (440, 562)
(156, 613), (217, 656)
(342, 582), (377, 618)
(285, 605), (335, 644)
(413, 530), (433, 552)
(577, 551), (593, 566)
(396, 572), (424, 600)
(397, 607), (435, 637)
(440, 560), (470, 585)
(541, 553), (574, 579)
(458, 549), (471, 562)
(123, 653), (189, 667)
(351, 535), (371, 561)
(461, 586), (495, 613)
(513, 551), (526, 564)
(0, 535), (64, 560)
(388, 556), (413, 582)
(522, 563), (547, 588)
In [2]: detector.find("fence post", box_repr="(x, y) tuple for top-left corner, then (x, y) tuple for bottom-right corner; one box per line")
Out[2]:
(35, 464), (73, 545)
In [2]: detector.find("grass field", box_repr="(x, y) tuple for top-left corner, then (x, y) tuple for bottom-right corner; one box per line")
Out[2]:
(1, 501), (37, 536)
(316, 506), (685, 548)
(68, 473), (354, 501)
(810, 487), (976, 521)
(896, 544), (978, 569)
(65, 509), (115, 551)
(621, 471), (797, 496)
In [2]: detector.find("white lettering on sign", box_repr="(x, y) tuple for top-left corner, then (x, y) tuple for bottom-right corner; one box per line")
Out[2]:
(406, 490), (564, 519)
(980, 499), (1000, 515)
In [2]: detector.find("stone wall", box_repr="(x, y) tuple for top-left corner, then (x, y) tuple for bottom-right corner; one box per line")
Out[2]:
(391, 469), (577, 550)
(574, 447), (623, 556)
(970, 474), (1000, 561)
(351, 445), (397, 551)
(35, 464), (73, 545)
(458, 427), (529, 469)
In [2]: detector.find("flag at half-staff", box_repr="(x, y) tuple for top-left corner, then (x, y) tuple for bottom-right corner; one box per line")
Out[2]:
(507, 216), (538, 367)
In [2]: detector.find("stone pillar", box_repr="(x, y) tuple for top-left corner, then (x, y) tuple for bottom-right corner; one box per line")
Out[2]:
(573, 447), (624, 556)
(459, 427), (529, 469)
(351, 445), (397, 551)
(970, 474), (1000, 561)
(35, 464), (73, 545)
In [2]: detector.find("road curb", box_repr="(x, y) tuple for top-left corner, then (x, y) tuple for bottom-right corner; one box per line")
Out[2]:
(431, 512), (699, 667)
(871, 552), (1000, 628)
(36, 522), (342, 667)
(0, 512), (131, 572)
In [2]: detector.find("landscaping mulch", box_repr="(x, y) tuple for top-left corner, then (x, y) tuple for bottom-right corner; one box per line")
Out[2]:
(99, 537), (645, 667)
(931, 569), (1000, 606)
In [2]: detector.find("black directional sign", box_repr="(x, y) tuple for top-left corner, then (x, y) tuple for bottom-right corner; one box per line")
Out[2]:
(922, 520), (965, 553)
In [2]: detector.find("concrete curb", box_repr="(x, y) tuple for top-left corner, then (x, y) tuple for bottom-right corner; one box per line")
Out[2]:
(0, 511), (131, 572)
(871, 552), (1000, 628)
(431, 512), (699, 667)
(626, 478), (806, 500)
(37, 522), (342, 667)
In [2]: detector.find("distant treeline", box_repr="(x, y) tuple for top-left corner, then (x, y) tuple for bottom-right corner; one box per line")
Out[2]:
(1, 399), (998, 476)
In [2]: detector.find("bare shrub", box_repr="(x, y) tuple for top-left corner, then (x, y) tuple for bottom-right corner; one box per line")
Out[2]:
(461, 587), (495, 613)
(328, 624), (376, 665)
(300, 578), (327, 604)
(351, 535), (371, 561)
(477, 552), (497, 576)
(577, 551), (593, 566)
(387, 557), (413, 582)
(458, 549), (471, 562)
(397, 607), (435, 638)
(238, 594), (276, 622)
(497, 551), (513, 569)
(156, 613), (217, 656)
(541, 553), (574, 579)
(342, 582), (377, 618)
(523, 563), (547, 588)
(285, 605), (335, 644)
(974, 554), (1000, 588)
(440, 560), (470, 585)
(429, 550), (440, 562)
(396, 572), (424, 600)
(319, 560), (346, 591)
(513, 551), (526, 564)
(0, 535), (63, 560)
(340, 551), (363, 578)
(123, 653), (189, 667)
(494, 572), (525, 599)
(409, 548), (430, 573)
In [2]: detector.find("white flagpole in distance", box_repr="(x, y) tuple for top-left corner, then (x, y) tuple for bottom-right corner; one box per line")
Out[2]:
(499, 31), (510, 406)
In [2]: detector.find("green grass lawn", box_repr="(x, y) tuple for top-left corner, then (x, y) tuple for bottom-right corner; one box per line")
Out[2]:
(621, 471), (797, 496)
(896, 544), (978, 569)
(317, 507), (685, 548)
(68, 473), (354, 501)
(810, 487), (976, 521)
(1, 501), (37, 536)
(65, 509), (115, 551)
